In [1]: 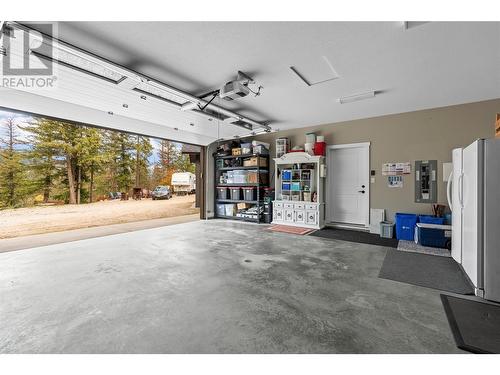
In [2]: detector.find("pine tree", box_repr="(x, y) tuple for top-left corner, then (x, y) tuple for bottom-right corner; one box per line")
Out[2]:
(157, 140), (180, 186)
(20, 118), (61, 203)
(0, 117), (30, 208)
(103, 130), (136, 193)
(23, 119), (105, 204)
(133, 135), (153, 188)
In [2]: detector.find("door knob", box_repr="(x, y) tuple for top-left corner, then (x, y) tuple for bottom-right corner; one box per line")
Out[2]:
(358, 190), (365, 194)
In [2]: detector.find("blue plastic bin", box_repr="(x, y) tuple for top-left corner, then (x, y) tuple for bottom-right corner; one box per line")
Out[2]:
(416, 224), (451, 249)
(418, 215), (445, 225)
(395, 213), (418, 240)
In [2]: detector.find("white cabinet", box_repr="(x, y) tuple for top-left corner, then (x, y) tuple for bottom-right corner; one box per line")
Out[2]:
(295, 210), (305, 223)
(274, 209), (283, 221)
(306, 210), (317, 225)
(284, 210), (294, 222)
(271, 152), (325, 229)
(272, 200), (324, 229)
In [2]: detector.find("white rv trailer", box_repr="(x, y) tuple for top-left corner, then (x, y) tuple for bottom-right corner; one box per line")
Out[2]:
(171, 172), (196, 195)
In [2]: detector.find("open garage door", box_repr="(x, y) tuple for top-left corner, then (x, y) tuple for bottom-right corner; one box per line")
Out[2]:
(0, 106), (205, 247)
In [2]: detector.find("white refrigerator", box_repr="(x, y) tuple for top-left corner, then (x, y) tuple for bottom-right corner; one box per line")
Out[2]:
(448, 138), (500, 302)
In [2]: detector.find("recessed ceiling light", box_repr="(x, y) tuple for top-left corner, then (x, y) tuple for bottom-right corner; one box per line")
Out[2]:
(338, 91), (377, 104)
(108, 111), (114, 115)
(140, 95), (147, 100)
(122, 104), (128, 108)
(189, 123), (195, 127)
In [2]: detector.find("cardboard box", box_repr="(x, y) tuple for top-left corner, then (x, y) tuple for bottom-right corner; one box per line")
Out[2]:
(243, 156), (267, 167)
(237, 202), (252, 210)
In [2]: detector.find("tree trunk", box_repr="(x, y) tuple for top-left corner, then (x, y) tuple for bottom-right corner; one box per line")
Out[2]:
(135, 136), (140, 187)
(89, 164), (94, 203)
(7, 120), (15, 206)
(43, 174), (51, 203)
(77, 165), (81, 204)
(66, 157), (77, 204)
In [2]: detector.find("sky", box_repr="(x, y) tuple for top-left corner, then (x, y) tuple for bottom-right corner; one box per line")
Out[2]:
(0, 109), (169, 163)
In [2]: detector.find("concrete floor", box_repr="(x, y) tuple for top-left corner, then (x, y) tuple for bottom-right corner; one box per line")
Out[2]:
(0, 220), (461, 353)
(0, 213), (200, 253)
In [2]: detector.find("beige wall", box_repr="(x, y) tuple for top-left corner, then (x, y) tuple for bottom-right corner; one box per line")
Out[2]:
(255, 99), (500, 221)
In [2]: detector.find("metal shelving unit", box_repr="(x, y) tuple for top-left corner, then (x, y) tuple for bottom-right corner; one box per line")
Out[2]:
(214, 153), (270, 223)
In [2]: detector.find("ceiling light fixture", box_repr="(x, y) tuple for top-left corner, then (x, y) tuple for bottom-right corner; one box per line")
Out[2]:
(189, 123), (195, 127)
(108, 111), (114, 115)
(122, 104), (128, 108)
(338, 91), (377, 104)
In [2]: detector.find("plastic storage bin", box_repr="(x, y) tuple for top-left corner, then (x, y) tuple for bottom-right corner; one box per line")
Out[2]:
(418, 215), (445, 225)
(395, 213), (418, 240)
(282, 170), (292, 180)
(225, 204), (237, 216)
(229, 187), (241, 200)
(241, 143), (252, 155)
(216, 204), (226, 216)
(380, 221), (394, 238)
(217, 187), (228, 200)
(233, 170), (248, 184)
(242, 187), (256, 201)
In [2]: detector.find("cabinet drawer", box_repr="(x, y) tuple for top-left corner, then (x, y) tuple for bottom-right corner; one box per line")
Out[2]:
(294, 203), (305, 210)
(285, 210), (294, 222)
(306, 210), (318, 225)
(274, 201), (283, 209)
(305, 204), (317, 211)
(284, 203), (294, 210)
(294, 210), (305, 223)
(274, 209), (283, 221)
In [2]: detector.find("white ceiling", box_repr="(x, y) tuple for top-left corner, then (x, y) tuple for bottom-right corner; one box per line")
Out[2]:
(3, 21), (500, 145)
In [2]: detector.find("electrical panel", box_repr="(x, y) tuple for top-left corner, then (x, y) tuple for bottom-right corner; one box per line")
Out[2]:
(415, 160), (437, 203)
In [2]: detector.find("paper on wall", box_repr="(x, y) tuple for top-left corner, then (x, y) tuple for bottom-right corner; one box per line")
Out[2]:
(382, 162), (411, 176)
(388, 175), (403, 188)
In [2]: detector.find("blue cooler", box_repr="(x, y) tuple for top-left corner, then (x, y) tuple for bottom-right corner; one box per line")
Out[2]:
(415, 223), (452, 249)
(418, 215), (445, 225)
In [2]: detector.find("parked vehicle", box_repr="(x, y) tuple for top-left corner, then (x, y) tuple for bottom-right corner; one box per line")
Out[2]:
(152, 185), (172, 200)
(171, 172), (196, 195)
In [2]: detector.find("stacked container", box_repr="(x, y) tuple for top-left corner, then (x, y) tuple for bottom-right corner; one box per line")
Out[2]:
(229, 187), (242, 200)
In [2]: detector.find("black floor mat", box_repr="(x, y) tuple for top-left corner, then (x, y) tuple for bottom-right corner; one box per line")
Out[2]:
(441, 294), (500, 353)
(378, 249), (474, 295)
(311, 227), (398, 248)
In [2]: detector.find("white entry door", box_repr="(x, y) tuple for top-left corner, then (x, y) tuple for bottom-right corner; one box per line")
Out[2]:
(327, 143), (370, 226)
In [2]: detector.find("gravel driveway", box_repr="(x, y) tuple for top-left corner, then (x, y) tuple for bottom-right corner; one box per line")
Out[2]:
(0, 195), (199, 239)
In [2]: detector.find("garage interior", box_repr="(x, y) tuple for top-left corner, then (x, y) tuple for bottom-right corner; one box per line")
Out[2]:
(1, 21), (500, 354)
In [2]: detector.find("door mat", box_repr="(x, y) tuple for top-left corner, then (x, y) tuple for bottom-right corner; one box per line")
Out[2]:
(441, 294), (500, 353)
(397, 240), (451, 257)
(378, 249), (474, 295)
(267, 225), (315, 235)
(310, 227), (399, 248)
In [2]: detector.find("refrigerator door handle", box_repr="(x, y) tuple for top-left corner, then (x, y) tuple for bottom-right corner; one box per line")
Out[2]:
(458, 173), (464, 208)
(447, 171), (453, 211)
